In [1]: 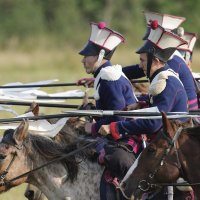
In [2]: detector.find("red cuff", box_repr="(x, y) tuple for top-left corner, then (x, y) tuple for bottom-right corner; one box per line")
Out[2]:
(138, 101), (148, 108)
(110, 122), (121, 140)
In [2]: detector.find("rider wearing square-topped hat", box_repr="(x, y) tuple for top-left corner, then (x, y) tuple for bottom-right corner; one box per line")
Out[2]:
(177, 32), (197, 68)
(177, 32), (200, 108)
(99, 24), (190, 199)
(79, 22), (138, 200)
(78, 21), (137, 135)
(122, 11), (198, 111)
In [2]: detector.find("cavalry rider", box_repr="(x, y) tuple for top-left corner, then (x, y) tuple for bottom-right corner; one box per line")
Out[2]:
(78, 21), (137, 135)
(78, 22), (138, 200)
(177, 32), (197, 70)
(77, 12), (198, 111)
(98, 25), (193, 199)
(177, 32), (200, 107)
(122, 11), (198, 110)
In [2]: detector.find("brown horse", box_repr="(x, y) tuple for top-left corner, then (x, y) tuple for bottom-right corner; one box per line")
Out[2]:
(120, 112), (200, 199)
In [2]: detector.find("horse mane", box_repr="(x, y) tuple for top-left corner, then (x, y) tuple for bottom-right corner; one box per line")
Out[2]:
(185, 125), (200, 139)
(3, 129), (79, 182)
(171, 119), (200, 141)
(170, 118), (193, 129)
(29, 134), (79, 182)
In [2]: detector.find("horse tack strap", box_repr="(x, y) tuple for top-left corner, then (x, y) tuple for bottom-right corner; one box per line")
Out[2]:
(0, 140), (97, 187)
(135, 127), (184, 193)
(0, 153), (17, 182)
(171, 127), (183, 144)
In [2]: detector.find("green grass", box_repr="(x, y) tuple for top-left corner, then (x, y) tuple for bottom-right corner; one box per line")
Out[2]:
(0, 46), (199, 199)
(0, 184), (28, 200)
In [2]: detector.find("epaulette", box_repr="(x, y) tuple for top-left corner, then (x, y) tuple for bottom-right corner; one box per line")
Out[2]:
(100, 65), (122, 81)
(149, 70), (179, 96)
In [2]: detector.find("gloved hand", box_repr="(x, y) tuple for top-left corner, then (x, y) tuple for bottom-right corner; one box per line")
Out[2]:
(98, 125), (111, 136)
(125, 101), (148, 111)
(76, 77), (95, 87)
(85, 122), (95, 134)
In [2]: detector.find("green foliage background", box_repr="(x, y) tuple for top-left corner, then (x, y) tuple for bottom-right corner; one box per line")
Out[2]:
(0, 0), (199, 199)
(0, 0), (199, 49)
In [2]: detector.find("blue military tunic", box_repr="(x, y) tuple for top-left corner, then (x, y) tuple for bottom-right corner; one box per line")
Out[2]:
(122, 50), (198, 110)
(168, 51), (198, 110)
(110, 66), (188, 139)
(92, 61), (137, 132)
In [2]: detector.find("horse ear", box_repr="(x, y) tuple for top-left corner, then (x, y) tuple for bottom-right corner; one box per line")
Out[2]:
(13, 120), (29, 145)
(161, 112), (174, 139)
(25, 102), (39, 116)
(82, 92), (89, 107)
(30, 102), (39, 116)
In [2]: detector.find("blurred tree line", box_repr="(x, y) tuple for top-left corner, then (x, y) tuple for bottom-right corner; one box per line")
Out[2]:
(0, 0), (199, 49)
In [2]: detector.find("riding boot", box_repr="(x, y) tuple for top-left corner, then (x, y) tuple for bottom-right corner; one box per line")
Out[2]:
(100, 170), (116, 200)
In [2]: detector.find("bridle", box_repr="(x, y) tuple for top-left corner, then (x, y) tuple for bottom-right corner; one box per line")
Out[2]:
(0, 134), (24, 186)
(136, 127), (183, 192)
(0, 153), (17, 184)
(118, 127), (184, 199)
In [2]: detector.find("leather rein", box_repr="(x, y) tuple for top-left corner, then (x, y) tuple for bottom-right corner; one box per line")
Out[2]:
(136, 127), (183, 192)
(118, 127), (200, 200)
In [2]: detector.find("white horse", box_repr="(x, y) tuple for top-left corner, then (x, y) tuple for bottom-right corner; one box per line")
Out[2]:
(0, 120), (103, 200)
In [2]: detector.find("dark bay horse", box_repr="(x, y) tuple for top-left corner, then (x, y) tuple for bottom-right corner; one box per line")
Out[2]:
(120, 112), (200, 199)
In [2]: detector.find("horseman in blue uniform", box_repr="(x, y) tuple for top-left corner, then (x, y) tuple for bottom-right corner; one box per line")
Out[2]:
(177, 32), (197, 71)
(99, 24), (193, 200)
(78, 22), (137, 200)
(177, 31), (200, 108)
(99, 24), (188, 142)
(78, 21), (137, 134)
(122, 11), (198, 110)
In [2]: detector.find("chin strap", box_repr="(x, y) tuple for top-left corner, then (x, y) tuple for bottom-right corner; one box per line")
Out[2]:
(184, 51), (191, 64)
(147, 53), (153, 78)
(96, 49), (105, 67)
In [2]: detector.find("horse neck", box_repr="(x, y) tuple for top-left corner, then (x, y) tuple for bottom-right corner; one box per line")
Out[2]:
(29, 162), (70, 200)
(177, 134), (200, 191)
(55, 123), (80, 144)
(29, 157), (103, 200)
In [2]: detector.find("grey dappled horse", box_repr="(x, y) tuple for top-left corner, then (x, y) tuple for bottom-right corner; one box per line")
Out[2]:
(0, 120), (103, 200)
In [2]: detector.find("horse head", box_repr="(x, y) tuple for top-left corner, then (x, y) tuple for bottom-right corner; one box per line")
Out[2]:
(120, 112), (193, 199)
(23, 101), (96, 200)
(0, 120), (29, 193)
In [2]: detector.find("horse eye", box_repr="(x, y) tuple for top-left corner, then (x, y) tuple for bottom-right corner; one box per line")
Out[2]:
(0, 154), (6, 160)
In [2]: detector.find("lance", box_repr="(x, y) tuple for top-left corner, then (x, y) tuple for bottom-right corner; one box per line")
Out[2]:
(0, 110), (200, 124)
(36, 96), (94, 100)
(0, 113), (88, 124)
(0, 82), (77, 89)
(0, 80), (147, 89)
(63, 109), (200, 119)
(0, 101), (79, 109)
(0, 78), (199, 89)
